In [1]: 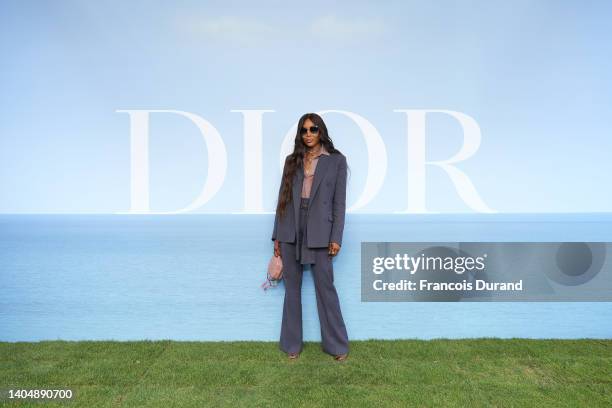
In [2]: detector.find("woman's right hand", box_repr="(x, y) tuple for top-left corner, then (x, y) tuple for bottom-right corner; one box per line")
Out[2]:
(274, 239), (281, 258)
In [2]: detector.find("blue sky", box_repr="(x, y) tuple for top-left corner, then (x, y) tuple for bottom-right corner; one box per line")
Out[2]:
(1, 0), (611, 213)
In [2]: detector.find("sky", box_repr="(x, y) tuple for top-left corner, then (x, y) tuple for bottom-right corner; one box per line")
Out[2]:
(1, 0), (611, 214)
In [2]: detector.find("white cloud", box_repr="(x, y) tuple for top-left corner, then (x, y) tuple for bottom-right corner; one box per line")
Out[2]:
(177, 15), (277, 46)
(175, 13), (389, 47)
(309, 14), (387, 43)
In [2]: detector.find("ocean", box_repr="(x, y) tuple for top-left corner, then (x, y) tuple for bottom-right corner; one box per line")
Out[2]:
(1, 213), (611, 342)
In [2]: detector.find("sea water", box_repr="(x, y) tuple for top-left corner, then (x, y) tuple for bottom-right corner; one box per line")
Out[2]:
(1, 214), (611, 342)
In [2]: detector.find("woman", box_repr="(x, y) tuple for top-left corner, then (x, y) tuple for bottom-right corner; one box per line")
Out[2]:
(271, 112), (350, 361)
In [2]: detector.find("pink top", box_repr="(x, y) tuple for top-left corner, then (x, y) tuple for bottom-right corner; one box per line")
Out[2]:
(301, 144), (330, 198)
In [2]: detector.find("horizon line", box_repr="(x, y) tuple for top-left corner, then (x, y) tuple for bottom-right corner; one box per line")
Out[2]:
(1, 211), (612, 216)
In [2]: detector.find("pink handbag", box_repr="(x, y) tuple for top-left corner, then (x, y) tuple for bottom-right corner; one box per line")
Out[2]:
(261, 255), (283, 291)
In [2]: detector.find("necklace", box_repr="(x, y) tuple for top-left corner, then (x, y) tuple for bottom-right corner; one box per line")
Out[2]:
(305, 145), (322, 161)
(304, 146), (322, 177)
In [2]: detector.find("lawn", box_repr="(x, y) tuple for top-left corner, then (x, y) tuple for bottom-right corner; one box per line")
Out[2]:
(1, 339), (611, 407)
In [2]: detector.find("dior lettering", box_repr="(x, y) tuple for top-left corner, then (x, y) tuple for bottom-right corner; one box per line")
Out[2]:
(116, 109), (494, 214)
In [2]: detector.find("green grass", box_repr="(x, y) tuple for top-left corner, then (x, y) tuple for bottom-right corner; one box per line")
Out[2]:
(1, 339), (611, 407)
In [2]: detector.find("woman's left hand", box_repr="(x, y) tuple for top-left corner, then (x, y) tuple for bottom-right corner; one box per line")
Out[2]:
(328, 242), (341, 257)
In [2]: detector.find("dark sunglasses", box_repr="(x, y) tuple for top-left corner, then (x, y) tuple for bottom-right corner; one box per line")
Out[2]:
(300, 125), (319, 135)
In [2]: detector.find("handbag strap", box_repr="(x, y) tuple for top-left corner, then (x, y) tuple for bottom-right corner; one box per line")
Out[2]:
(261, 273), (281, 291)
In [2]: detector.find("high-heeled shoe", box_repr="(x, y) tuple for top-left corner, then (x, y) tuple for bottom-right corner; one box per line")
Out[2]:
(288, 352), (300, 360)
(334, 353), (348, 361)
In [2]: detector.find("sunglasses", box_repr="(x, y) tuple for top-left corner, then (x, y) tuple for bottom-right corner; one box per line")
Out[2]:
(300, 125), (319, 135)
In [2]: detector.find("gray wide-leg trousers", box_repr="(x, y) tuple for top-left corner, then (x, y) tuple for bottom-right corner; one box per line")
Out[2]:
(279, 241), (349, 356)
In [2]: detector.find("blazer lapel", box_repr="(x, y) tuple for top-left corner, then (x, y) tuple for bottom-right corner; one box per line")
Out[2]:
(292, 155), (331, 225)
(309, 155), (331, 202)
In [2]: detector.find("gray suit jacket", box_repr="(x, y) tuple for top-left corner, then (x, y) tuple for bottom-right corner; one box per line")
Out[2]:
(271, 152), (348, 247)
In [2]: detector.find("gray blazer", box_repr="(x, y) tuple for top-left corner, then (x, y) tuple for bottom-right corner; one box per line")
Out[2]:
(271, 152), (348, 247)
